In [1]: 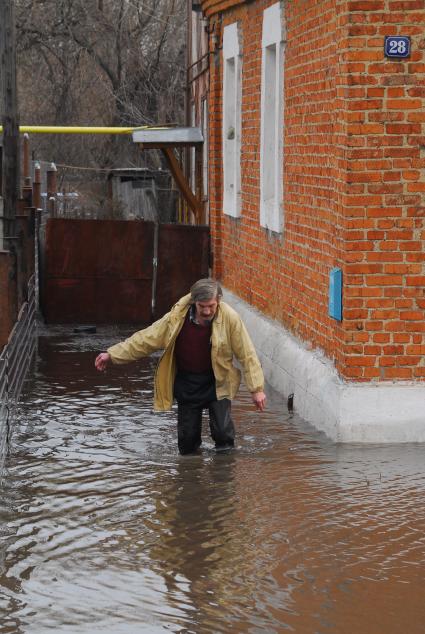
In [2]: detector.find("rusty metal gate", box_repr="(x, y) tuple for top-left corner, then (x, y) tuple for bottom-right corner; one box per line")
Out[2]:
(41, 218), (210, 324)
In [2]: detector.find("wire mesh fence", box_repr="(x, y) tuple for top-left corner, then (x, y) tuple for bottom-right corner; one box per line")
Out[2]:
(0, 274), (37, 469)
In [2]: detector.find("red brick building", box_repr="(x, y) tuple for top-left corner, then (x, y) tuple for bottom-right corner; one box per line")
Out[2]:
(188, 0), (425, 441)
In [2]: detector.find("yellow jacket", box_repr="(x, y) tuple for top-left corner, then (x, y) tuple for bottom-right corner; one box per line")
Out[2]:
(107, 293), (264, 411)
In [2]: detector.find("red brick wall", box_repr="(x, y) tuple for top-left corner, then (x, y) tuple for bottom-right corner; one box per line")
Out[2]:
(204, 0), (425, 382)
(340, 0), (425, 380)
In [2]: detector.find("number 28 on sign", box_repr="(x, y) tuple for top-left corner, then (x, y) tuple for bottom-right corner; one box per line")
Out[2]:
(384, 36), (411, 59)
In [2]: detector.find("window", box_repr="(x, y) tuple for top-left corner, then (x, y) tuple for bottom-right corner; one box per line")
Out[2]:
(260, 3), (285, 233)
(190, 103), (196, 191)
(202, 97), (208, 199)
(222, 23), (241, 218)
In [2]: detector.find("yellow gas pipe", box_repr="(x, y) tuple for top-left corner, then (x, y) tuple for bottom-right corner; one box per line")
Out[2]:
(0, 125), (164, 134)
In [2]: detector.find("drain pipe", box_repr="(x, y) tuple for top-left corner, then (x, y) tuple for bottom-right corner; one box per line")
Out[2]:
(32, 163), (42, 212)
(151, 222), (159, 322)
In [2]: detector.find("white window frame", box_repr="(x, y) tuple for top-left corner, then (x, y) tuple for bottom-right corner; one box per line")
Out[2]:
(190, 102), (196, 191)
(222, 23), (241, 218)
(202, 97), (208, 199)
(260, 3), (284, 233)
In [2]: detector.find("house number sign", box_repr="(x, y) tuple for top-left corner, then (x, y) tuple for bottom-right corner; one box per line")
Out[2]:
(384, 36), (411, 58)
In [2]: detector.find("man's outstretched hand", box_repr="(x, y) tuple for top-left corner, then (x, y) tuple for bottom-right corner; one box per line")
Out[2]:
(95, 352), (111, 372)
(252, 391), (266, 411)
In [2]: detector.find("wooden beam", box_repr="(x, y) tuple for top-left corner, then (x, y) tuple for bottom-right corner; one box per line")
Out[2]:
(162, 147), (202, 223)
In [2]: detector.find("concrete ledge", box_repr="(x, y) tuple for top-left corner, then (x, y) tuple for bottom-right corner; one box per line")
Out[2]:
(224, 288), (425, 443)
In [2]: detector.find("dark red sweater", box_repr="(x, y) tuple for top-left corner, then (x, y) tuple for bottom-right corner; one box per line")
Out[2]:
(174, 312), (213, 373)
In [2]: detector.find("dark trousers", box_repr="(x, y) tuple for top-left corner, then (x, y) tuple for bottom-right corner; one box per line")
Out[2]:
(174, 371), (235, 455)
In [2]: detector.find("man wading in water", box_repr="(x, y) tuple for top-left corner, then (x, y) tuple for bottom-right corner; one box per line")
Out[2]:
(95, 278), (266, 454)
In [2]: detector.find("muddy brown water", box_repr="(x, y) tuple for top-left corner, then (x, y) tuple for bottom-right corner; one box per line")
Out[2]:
(1, 326), (425, 633)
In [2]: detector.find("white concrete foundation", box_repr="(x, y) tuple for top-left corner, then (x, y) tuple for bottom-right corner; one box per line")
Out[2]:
(224, 288), (425, 443)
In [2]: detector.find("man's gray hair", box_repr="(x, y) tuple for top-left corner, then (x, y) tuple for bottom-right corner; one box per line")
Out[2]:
(190, 278), (223, 302)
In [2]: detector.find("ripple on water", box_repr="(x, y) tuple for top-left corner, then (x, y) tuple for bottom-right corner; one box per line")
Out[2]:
(1, 328), (425, 633)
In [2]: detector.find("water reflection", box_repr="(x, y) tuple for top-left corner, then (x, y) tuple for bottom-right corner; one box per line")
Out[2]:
(0, 327), (425, 633)
(146, 455), (241, 631)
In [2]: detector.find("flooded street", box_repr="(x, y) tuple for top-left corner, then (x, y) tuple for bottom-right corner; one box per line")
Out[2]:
(1, 327), (425, 633)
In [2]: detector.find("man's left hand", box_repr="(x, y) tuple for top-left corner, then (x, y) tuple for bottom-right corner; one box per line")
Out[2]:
(252, 391), (266, 411)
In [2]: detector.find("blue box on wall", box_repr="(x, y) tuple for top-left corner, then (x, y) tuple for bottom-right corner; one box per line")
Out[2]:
(329, 268), (342, 321)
